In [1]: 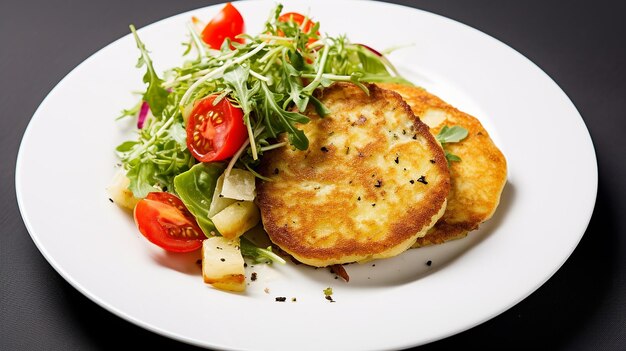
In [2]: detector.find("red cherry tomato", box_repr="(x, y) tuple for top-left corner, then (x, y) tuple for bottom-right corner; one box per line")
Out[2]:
(133, 192), (204, 253)
(278, 12), (319, 44)
(201, 2), (245, 49)
(186, 95), (247, 162)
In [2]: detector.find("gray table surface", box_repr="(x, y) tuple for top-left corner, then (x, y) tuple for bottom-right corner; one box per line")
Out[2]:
(2, 0), (625, 349)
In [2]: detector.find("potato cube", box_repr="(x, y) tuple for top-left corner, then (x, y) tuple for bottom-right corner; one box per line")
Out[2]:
(107, 170), (140, 210)
(211, 201), (260, 240)
(202, 237), (246, 292)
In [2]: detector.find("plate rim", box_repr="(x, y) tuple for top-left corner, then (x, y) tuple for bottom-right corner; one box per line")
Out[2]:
(15, 0), (598, 349)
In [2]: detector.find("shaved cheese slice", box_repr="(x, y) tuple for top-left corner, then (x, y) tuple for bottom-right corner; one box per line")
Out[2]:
(221, 169), (256, 201)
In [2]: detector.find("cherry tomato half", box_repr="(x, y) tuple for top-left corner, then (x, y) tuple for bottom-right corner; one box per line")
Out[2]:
(186, 95), (247, 163)
(201, 2), (245, 49)
(134, 192), (204, 253)
(278, 12), (319, 44)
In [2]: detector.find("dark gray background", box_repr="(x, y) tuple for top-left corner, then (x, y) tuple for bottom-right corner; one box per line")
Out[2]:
(2, 0), (625, 350)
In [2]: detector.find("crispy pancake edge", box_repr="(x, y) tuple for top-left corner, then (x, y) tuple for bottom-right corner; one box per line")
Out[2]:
(256, 83), (450, 266)
(378, 83), (508, 247)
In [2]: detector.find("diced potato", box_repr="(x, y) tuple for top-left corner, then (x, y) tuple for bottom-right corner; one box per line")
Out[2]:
(202, 237), (245, 292)
(107, 170), (140, 210)
(208, 174), (237, 218)
(211, 201), (260, 240)
(221, 169), (256, 201)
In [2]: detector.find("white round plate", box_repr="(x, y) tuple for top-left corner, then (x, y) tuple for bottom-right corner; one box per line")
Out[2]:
(16, 1), (597, 350)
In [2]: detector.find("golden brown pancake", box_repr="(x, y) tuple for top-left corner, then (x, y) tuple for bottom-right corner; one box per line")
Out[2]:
(378, 83), (507, 246)
(256, 83), (450, 266)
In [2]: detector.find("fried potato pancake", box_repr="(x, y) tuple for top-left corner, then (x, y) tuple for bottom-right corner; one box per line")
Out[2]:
(378, 83), (507, 247)
(256, 83), (450, 267)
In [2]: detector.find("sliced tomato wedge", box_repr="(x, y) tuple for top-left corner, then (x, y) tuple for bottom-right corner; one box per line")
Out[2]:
(134, 192), (204, 252)
(201, 2), (245, 49)
(186, 95), (247, 163)
(278, 12), (319, 44)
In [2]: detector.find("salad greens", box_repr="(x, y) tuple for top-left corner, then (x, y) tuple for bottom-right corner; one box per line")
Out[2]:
(173, 162), (225, 236)
(173, 163), (284, 264)
(116, 3), (469, 264)
(117, 4), (408, 197)
(240, 237), (286, 265)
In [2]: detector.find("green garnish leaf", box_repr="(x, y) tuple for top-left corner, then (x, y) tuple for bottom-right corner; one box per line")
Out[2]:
(117, 3), (414, 197)
(115, 141), (138, 153)
(436, 125), (469, 144)
(116, 100), (142, 120)
(130, 25), (169, 118)
(240, 237), (286, 264)
(126, 162), (161, 198)
(445, 152), (462, 163)
(309, 95), (331, 117)
(323, 287), (333, 296)
(173, 163), (225, 237)
(436, 125), (468, 164)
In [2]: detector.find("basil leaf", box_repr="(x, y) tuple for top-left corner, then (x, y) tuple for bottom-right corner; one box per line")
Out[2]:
(173, 163), (225, 237)
(445, 152), (462, 163)
(436, 125), (469, 144)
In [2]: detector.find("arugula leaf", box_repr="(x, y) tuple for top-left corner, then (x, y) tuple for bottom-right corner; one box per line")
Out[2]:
(281, 53), (307, 112)
(260, 82), (310, 150)
(116, 100), (142, 120)
(126, 162), (160, 198)
(130, 25), (169, 118)
(115, 141), (138, 153)
(355, 47), (388, 74)
(309, 95), (330, 117)
(119, 4), (415, 189)
(240, 237), (286, 264)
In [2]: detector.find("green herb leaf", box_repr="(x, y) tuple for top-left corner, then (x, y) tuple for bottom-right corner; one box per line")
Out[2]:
(436, 125), (469, 144)
(436, 125), (468, 164)
(130, 25), (169, 118)
(260, 81), (310, 150)
(309, 95), (330, 117)
(173, 163), (225, 237)
(115, 141), (138, 153)
(445, 151), (462, 163)
(116, 100), (142, 120)
(240, 236), (286, 264)
(126, 162), (160, 198)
